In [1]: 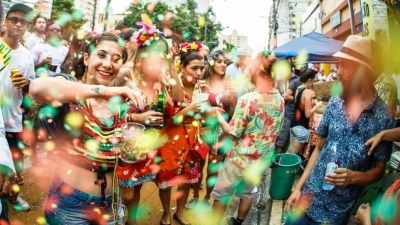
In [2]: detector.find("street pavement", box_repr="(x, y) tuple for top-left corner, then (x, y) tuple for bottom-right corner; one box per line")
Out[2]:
(8, 149), (276, 225)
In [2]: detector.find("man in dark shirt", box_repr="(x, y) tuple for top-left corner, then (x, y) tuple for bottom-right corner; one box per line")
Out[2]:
(276, 51), (300, 153)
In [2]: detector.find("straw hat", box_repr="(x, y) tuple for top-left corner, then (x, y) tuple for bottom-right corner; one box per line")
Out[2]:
(333, 35), (373, 72)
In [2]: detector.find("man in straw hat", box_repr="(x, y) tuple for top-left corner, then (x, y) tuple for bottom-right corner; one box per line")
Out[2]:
(284, 35), (394, 225)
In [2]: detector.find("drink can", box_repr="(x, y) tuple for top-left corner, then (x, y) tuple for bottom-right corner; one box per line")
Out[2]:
(10, 68), (19, 79)
(47, 55), (52, 59)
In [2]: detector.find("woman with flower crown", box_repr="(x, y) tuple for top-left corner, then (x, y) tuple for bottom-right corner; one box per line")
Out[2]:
(185, 49), (238, 213)
(115, 15), (183, 225)
(156, 41), (209, 225)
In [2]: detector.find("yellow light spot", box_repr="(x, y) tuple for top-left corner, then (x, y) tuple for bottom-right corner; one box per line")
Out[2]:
(64, 111), (84, 129)
(44, 141), (55, 151)
(192, 120), (200, 127)
(51, 204), (57, 209)
(102, 214), (111, 220)
(168, 78), (177, 86)
(85, 139), (99, 152)
(198, 16), (205, 27)
(296, 50), (309, 68)
(67, 170), (72, 175)
(37, 217), (46, 224)
(12, 184), (20, 192)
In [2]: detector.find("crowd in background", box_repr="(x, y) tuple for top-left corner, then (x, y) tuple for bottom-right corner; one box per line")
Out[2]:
(0, 2), (399, 225)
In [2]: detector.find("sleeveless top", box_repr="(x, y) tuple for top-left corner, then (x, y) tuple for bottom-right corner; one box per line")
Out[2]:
(290, 87), (310, 129)
(58, 85), (177, 172)
(58, 99), (130, 172)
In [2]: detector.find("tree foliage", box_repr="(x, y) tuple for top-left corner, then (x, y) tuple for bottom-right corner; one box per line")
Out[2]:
(50, 0), (87, 40)
(120, 0), (223, 44)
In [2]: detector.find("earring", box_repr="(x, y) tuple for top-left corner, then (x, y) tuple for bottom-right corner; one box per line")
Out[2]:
(82, 66), (88, 83)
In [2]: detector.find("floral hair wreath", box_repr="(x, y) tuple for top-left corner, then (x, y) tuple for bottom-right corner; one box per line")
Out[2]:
(136, 14), (165, 46)
(175, 42), (204, 73)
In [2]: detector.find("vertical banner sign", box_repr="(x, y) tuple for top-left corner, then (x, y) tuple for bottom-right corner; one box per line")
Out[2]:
(360, 0), (375, 40)
(36, 0), (53, 19)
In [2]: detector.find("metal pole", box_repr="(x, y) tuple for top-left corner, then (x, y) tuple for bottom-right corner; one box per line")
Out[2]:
(91, 0), (97, 31)
(348, 0), (355, 35)
(103, 0), (111, 31)
(204, 22), (207, 43)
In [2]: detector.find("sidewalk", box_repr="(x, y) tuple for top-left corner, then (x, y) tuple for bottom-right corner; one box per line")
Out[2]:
(8, 150), (278, 225)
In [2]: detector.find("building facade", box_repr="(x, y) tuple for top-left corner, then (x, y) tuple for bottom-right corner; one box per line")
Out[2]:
(74, 0), (100, 31)
(269, 0), (313, 48)
(217, 30), (253, 55)
(217, 30), (248, 49)
(4, 0), (53, 18)
(163, 0), (210, 13)
(302, 0), (322, 35)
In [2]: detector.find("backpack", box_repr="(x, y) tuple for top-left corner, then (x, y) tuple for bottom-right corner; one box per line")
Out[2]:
(33, 73), (77, 142)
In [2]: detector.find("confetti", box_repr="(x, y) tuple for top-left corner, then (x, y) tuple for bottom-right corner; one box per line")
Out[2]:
(12, 184), (20, 192)
(85, 139), (99, 152)
(198, 16), (206, 27)
(64, 111), (84, 129)
(44, 141), (55, 151)
(331, 80), (343, 96)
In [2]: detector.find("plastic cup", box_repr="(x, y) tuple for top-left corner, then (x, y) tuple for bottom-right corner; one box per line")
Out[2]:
(196, 93), (209, 103)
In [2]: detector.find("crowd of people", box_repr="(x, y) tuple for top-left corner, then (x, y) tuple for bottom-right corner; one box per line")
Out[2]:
(0, 2), (399, 225)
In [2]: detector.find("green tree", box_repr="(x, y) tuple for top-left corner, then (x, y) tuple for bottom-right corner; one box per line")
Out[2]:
(172, 2), (201, 42)
(50, 0), (87, 40)
(198, 6), (223, 43)
(120, 0), (223, 44)
(119, 2), (172, 30)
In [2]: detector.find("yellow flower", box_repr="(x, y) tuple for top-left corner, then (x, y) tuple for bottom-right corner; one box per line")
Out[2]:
(190, 43), (197, 50)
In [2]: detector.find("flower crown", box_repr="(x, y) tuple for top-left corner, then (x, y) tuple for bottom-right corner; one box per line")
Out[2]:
(136, 14), (165, 46)
(175, 42), (204, 73)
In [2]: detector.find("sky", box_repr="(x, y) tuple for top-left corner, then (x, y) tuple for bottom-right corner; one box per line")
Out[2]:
(210, 0), (271, 54)
(100, 0), (271, 54)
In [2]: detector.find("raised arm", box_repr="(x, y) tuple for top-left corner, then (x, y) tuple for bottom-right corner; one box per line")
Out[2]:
(304, 90), (322, 118)
(30, 77), (143, 108)
(285, 137), (326, 211)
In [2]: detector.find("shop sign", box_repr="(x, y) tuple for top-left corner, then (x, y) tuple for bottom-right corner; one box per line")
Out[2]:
(330, 11), (341, 29)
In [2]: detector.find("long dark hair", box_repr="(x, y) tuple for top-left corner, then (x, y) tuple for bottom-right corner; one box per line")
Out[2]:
(61, 33), (93, 80)
(299, 68), (318, 83)
(119, 28), (137, 42)
(203, 49), (226, 80)
(180, 51), (204, 68)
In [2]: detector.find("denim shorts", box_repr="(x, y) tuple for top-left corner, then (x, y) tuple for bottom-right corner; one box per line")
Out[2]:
(290, 125), (311, 143)
(45, 174), (125, 225)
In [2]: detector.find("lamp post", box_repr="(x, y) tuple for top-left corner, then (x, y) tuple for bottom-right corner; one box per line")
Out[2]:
(348, 0), (355, 34)
(103, 0), (111, 31)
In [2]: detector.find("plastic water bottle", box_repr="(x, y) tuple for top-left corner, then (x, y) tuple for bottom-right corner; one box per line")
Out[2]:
(322, 141), (339, 190)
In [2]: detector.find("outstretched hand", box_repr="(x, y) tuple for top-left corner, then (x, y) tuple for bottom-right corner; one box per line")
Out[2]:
(365, 131), (384, 156)
(101, 86), (144, 109)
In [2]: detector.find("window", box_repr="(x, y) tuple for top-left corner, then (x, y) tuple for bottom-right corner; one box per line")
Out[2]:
(98, 13), (104, 23)
(289, 6), (294, 10)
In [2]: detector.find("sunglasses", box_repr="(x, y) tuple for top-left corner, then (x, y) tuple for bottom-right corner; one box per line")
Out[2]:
(210, 52), (227, 60)
(6, 17), (30, 26)
(48, 28), (62, 33)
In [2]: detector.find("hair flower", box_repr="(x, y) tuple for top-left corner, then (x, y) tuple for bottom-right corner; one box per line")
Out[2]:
(179, 41), (203, 52)
(136, 14), (165, 46)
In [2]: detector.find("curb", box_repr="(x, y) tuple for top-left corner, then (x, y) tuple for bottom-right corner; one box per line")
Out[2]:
(270, 200), (283, 225)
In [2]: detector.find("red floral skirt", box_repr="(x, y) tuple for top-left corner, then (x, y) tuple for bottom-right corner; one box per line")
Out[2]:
(156, 125), (201, 189)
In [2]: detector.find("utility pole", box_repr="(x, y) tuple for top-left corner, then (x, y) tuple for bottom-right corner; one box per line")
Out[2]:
(91, 0), (97, 31)
(347, 0), (355, 34)
(104, 0), (111, 31)
(204, 22), (207, 43)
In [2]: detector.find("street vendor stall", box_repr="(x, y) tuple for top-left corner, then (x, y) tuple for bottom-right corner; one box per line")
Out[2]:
(273, 32), (344, 63)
